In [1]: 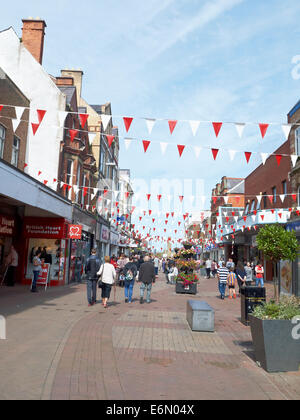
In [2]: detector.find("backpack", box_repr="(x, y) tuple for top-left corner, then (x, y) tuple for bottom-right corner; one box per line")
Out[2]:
(125, 269), (133, 282)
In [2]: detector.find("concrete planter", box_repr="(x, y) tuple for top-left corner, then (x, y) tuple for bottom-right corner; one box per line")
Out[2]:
(249, 315), (300, 372)
(176, 281), (197, 295)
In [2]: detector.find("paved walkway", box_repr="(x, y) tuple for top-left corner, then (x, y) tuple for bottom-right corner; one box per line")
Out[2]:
(0, 274), (299, 400)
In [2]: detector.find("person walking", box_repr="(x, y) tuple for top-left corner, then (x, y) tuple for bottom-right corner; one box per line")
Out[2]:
(217, 262), (229, 300)
(85, 249), (101, 306)
(97, 256), (116, 308)
(139, 256), (156, 304)
(123, 256), (137, 303)
(236, 261), (247, 295)
(244, 262), (253, 286)
(117, 254), (126, 287)
(31, 250), (42, 293)
(211, 260), (218, 278)
(227, 268), (237, 299)
(255, 262), (264, 287)
(226, 258), (235, 271)
(5, 245), (18, 287)
(154, 256), (159, 276)
(205, 258), (212, 279)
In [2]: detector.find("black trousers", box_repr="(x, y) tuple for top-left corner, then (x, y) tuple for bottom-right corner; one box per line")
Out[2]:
(6, 266), (16, 286)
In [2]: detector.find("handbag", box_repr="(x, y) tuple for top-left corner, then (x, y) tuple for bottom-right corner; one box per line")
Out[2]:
(98, 265), (104, 288)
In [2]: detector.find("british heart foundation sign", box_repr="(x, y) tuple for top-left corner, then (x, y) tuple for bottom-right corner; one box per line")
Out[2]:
(67, 224), (82, 239)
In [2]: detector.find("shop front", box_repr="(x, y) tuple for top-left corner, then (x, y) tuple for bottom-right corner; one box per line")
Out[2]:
(110, 229), (119, 257)
(22, 217), (76, 287)
(0, 214), (16, 265)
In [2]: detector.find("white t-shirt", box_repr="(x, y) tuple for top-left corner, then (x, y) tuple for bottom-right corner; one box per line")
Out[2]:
(154, 258), (159, 268)
(205, 260), (212, 269)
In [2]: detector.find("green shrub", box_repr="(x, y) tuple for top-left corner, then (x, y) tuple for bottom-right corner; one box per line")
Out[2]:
(252, 296), (300, 320)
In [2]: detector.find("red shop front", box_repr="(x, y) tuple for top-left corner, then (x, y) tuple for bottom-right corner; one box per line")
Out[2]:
(21, 217), (81, 287)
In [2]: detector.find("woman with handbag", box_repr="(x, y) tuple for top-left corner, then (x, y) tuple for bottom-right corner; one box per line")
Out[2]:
(31, 251), (42, 293)
(97, 256), (116, 308)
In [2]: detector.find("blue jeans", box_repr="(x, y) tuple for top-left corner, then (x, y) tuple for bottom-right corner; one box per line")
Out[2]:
(140, 282), (152, 302)
(255, 277), (264, 287)
(219, 282), (226, 298)
(124, 280), (135, 302)
(87, 279), (97, 304)
(32, 270), (40, 290)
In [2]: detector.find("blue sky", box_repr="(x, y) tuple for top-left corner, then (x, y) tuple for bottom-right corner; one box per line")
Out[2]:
(2, 0), (300, 250)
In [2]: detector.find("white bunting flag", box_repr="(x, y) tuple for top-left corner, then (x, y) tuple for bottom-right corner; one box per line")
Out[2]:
(101, 114), (111, 131)
(189, 120), (200, 136)
(279, 194), (285, 203)
(194, 146), (202, 159)
(12, 119), (21, 132)
(234, 216), (238, 222)
(145, 118), (156, 134)
(58, 111), (69, 127)
(73, 185), (80, 195)
(260, 153), (269, 165)
(124, 138), (132, 150)
(91, 188), (98, 200)
(160, 142), (168, 155)
(228, 150), (237, 161)
(256, 195), (262, 206)
(291, 155), (298, 167)
(224, 196), (229, 205)
(282, 124), (292, 140)
(15, 106), (25, 121)
(235, 123), (246, 138)
(251, 215), (256, 222)
(88, 133), (97, 145)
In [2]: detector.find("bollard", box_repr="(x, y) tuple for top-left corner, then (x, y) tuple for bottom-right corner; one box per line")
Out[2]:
(0, 315), (6, 339)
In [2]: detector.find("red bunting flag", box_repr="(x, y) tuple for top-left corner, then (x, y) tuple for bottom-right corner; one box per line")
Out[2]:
(37, 109), (46, 124)
(69, 129), (78, 142)
(125, 192), (130, 199)
(149, 210), (152, 215)
(115, 202), (119, 207)
(83, 187), (88, 197)
(103, 189), (108, 196)
(292, 194), (297, 201)
(0, 105), (3, 113)
(259, 123), (269, 138)
(157, 194), (162, 201)
(106, 135), (115, 147)
(146, 194), (151, 201)
(212, 197), (217, 204)
(179, 196), (184, 202)
(171, 212), (174, 217)
(278, 213), (282, 218)
(177, 144), (185, 157)
(31, 123), (40, 135)
(261, 215), (264, 221)
(211, 148), (219, 160)
(79, 113), (89, 128)
(166, 213), (169, 218)
(275, 155), (282, 166)
(143, 140), (151, 152)
(178, 222), (181, 226)
(168, 120), (177, 134)
(212, 122), (222, 137)
(24, 163), (28, 169)
(152, 219), (155, 223)
(268, 195), (273, 204)
(245, 152), (252, 163)
(123, 117), (133, 132)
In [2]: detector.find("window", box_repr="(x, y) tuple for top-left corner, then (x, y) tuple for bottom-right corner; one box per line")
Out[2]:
(0, 124), (6, 159)
(11, 136), (20, 167)
(76, 163), (81, 203)
(256, 198), (261, 210)
(263, 193), (267, 209)
(82, 173), (87, 204)
(282, 180), (287, 195)
(66, 159), (73, 199)
(245, 203), (249, 214)
(250, 200), (255, 212)
(295, 127), (300, 155)
(272, 186), (277, 204)
(99, 146), (105, 174)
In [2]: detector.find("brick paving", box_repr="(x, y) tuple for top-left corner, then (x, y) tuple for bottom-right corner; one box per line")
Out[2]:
(0, 273), (299, 400)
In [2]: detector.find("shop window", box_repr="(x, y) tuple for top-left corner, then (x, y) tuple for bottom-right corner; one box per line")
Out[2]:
(0, 124), (6, 159)
(11, 135), (20, 167)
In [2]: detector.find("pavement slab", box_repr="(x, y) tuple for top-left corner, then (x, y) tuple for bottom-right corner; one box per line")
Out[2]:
(0, 273), (299, 400)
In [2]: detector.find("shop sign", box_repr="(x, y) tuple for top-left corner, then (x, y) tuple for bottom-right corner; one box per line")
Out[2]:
(67, 224), (82, 239)
(23, 218), (66, 239)
(36, 263), (51, 290)
(101, 225), (110, 243)
(110, 231), (119, 246)
(0, 215), (15, 236)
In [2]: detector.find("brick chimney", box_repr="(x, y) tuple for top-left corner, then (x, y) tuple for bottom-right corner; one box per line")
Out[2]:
(22, 17), (47, 65)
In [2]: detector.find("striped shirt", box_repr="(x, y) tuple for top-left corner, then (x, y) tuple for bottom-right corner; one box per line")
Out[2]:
(217, 267), (229, 283)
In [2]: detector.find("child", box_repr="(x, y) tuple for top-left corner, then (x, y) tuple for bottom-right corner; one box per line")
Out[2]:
(227, 268), (237, 299)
